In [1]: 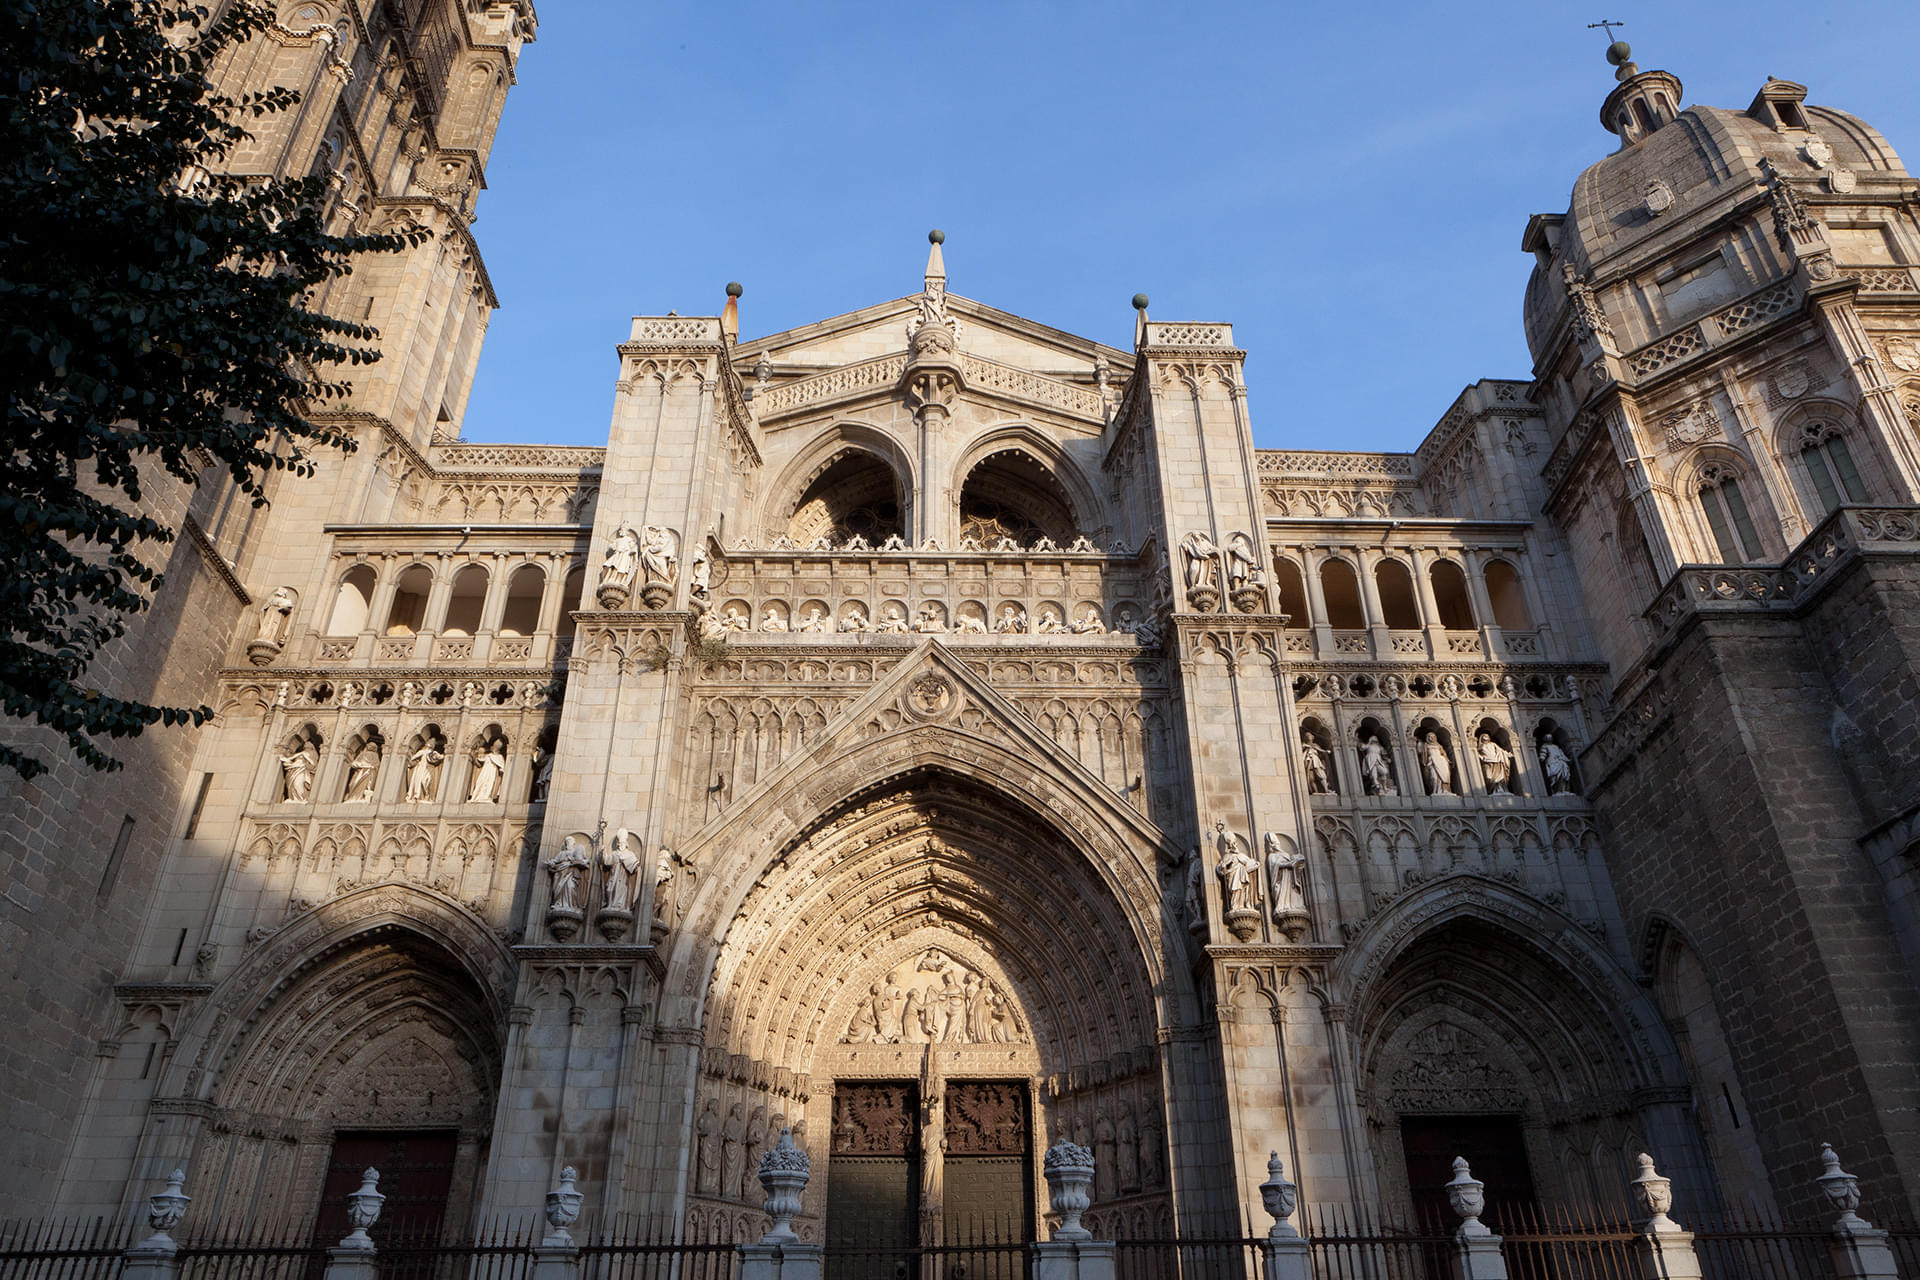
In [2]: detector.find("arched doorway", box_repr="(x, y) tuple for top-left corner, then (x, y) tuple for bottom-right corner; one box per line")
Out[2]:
(684, 768), (1169, 1255)
(1348, 900), (1710, 1226)
(957, 450), (1079, 547)
(788, 451), (904, 546)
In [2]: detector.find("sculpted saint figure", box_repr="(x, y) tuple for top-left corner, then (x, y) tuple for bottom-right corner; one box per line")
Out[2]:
(953, 608), (986, 634)
(695, 1100), (720, 1195)
(1225, 532), (1261, 591)
(797, 603), (831, 633)
(914, 603), (947, 633)
(1069, 605), (1105, 634)
(466, 737), (506, 803)
(256, 586), (296, 643)
(1182, 845), (1206, 928)
(721, 1103), (745, 1202)
(994, 604), (1027, 634)
(529, 748), (554, 802)
(639, 525), (678, 585)
(342, 740), (381, 803)
(1214, 822), (1261, 914)
(1264, 832), (1309, 922)
(1301, 733), (1335, 795)
(405, 736), (444, 801)
(760, 605), (788, 632)
(839, 604), (870, 633)
(544, 835), (590, 913)
(602, 827), (641, 912)
(1036, 608), (1066, 634)
(721, 603), (750, 631)
(600, 523), (640, 591)
(1359, 734), (1397, 796)
(876, 603), (909, 633)
(278, 740), (318, 802)
(1420, 731), (1455, 796)
(1180, 531), (1221, 592)
(687, 543), (711, 603)
(1539, 739), (1577, 795)
(1476, 730), (1515, 794)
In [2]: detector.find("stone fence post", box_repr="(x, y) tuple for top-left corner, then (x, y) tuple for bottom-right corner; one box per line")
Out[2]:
(122, 1169), (191, 1280)
(1817, 1144), (1899, 1280)
(1446, 1158), (1509, 1280)
(324, 1168), (384, 1280)
(1031, 1140), (1115, 1280)
(1259, 1152), (1311, 1280)
(531, 1167), (583, 1280)
(1629, 1154), (1702, 1280)
(738, 1129), (821, 1280)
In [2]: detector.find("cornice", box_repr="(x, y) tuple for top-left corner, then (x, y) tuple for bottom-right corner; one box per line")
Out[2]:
(180, 513), (252, 606)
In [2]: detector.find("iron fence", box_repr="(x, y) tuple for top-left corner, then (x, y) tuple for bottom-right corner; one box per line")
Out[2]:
(1689, 1207), (1834, 1280)
(1302, 1205), (1454, 1280)
(1885, 1216), (1920, 1280)
(0, 1219), (142, 1280)
(1111, 1235), (1263, 1280)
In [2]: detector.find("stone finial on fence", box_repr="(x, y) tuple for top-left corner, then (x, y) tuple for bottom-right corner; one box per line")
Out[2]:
(756, 1128), (811, 1244)
(141, 1169), (191, 1253)
(1445, 1158), (1510, 1280)
(1629, 1154), (1681, 1233)
(339, 1168), (385, 1250)
(1818, 1144), (1899, 1280)
(1626, 1154), (1702, 1280)
(1043, 1140), (1097, 1241)
(1260, 1152), (1299, 1239)
(544, 1167), (584, 1247)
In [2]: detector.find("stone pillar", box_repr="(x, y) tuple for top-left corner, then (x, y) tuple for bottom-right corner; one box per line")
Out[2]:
(324, 1168), (384, 1280)
(122, 1169), (190, 1280)
(740, 1129), (821, 1280)
(1259, 1152), (1311, 1280)
(1445, 1158), (1510, 1280)
(1817, 1144), (1900, 1280)
(1628, 1154), (1702, 1280)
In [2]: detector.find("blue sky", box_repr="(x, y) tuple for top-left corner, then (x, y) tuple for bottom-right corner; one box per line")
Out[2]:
(458, 1), (1920, 453)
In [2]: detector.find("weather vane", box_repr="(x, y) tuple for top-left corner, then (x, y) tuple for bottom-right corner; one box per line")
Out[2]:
(1587, 19), (1626, 42)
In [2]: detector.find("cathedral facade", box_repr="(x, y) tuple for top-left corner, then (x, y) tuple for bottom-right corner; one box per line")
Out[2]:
(4, 4), (1920, 1248)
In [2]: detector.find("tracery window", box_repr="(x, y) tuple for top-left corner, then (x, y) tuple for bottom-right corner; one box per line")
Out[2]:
(1795, 424), (1866, 518)
(1696, 464), (1764, 563)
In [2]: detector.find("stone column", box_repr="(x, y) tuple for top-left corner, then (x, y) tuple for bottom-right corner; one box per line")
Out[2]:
(1628, 1155), (1702, 1280)
(1407, 545), (1446, 659)
(1301, 547), (1334, 655)
(1355, 547), (1389, 656)
(1446, 1158), (1510, 1280)
(1817, 1144), (1899, 1280)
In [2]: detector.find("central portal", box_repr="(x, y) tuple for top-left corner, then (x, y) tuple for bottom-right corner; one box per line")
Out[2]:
(826, 1078), (1032, 1276)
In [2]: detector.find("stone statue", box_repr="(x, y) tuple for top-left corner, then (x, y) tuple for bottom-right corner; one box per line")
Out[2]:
(342, 740), (381, 803)
(721, 1102), (746, 1202)
(1420, 731), (1455, 796)
(1140, 1113), (1165, 1188)
(687, 542), (711, 604)
(995, 604), (1027, 633)
(876, 602), (909, 633)
(839, 604), (870, 632)
(1476, 731), (1515, 794)
(914, 603), (947, 633)
(797, 603), (831, 633)
(741, 1105), (769, 1203)
(602, 827), (640, 911)
(919, 1080), (945, 1207)
(697, 608), (730, 642)
(759, 605), (788, 632)
(1214, 822), (1260, 915)
(696, 1100), (720, 1195)
(1182, 845), (1206, 930)
(721, 603), (750, 631)
(600, 523), (640, 595)
(652, 846), (689, 923)
(1116, 1110), (1140, 1194)
(1180, 531), (1221, 593)
(987, 987), (1016, 1042)
(954, 608), (986, 634)
(256, 586), (296, 643)
(404, 737), (444, 801)
(1359, 734), (1397, 796)
(1069, 605), (1105, 634)
(1540, 739), (1576, 795)
(529, 748), (554, 802)
(466, 737), (506, 803)
(1265, 832), (1310, 939)
(278, 740), (318, 802)
(545, 835), (590, 913)
(1301, 733), (1334, 795)
(1036, 607), (1066, 633)
(640, 525), (678, 586)
(1225, 532), (1260, 591)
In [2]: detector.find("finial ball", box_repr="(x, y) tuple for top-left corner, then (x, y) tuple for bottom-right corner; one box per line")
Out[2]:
(725, 281), (743, 298)
(1132, 293), (1150, 311)
(928, 229), (945, 245)
(1606, 40), (1632, 67)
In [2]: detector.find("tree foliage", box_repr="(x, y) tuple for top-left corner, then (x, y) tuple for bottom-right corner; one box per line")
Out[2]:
(1, 0), (420, 779)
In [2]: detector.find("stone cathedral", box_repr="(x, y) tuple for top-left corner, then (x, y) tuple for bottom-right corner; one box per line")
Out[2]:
(5, 3), (1920, 1253)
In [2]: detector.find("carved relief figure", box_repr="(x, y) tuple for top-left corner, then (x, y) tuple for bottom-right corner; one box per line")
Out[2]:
(1069, 604), (1105, 634)
(545, 835), (590, 913)
(953, 605), (987, 634)
(600, 523), (640, 594)
(721, 1102), (746, 1201)
(405, 735), (445, 802)
(1180, 531), (1222, 592)
(1420, 731), (1455, 796)
(1035, 604), (1066, 633)
(1540, 740), (1576, 795)
(760, 604), (788, 632)
(721, 603), (750, 631)
(466, 737), (507, 803)
(1182, 845), (1206, 930)
(839, 949), (1022, 1044)
(1301, 732), (1335, 795)
(914, 602), (947, 633)
(342, 740), (381, 803)
(839, 603), (871, 632)
(601, 827), (641, 912)
(687, 542), (711, 604)
(278, 739), (318, 802)
(1265, 832), (1310, 939)
(256, 586), (297, 644)
(797, 602), (831, 633)
(1214, 822), (1260, 915)
(1476, 731), (1515, 794)
(741, 1105), (769, 1203)
(994, 604), (1028, 633)
(1116, 1111), (1140, 1194)
(1360, 735), (1397, 796)
(876, 602), (909, 633)
(696, 1099), (720, 1195)
(529, 748), (554, 802)
(640, 525), (678, 586)
(1225, 531), (1262, 591)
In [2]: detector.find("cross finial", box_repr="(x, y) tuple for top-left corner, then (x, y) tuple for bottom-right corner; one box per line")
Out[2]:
(1586, 18), (1625, 41)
